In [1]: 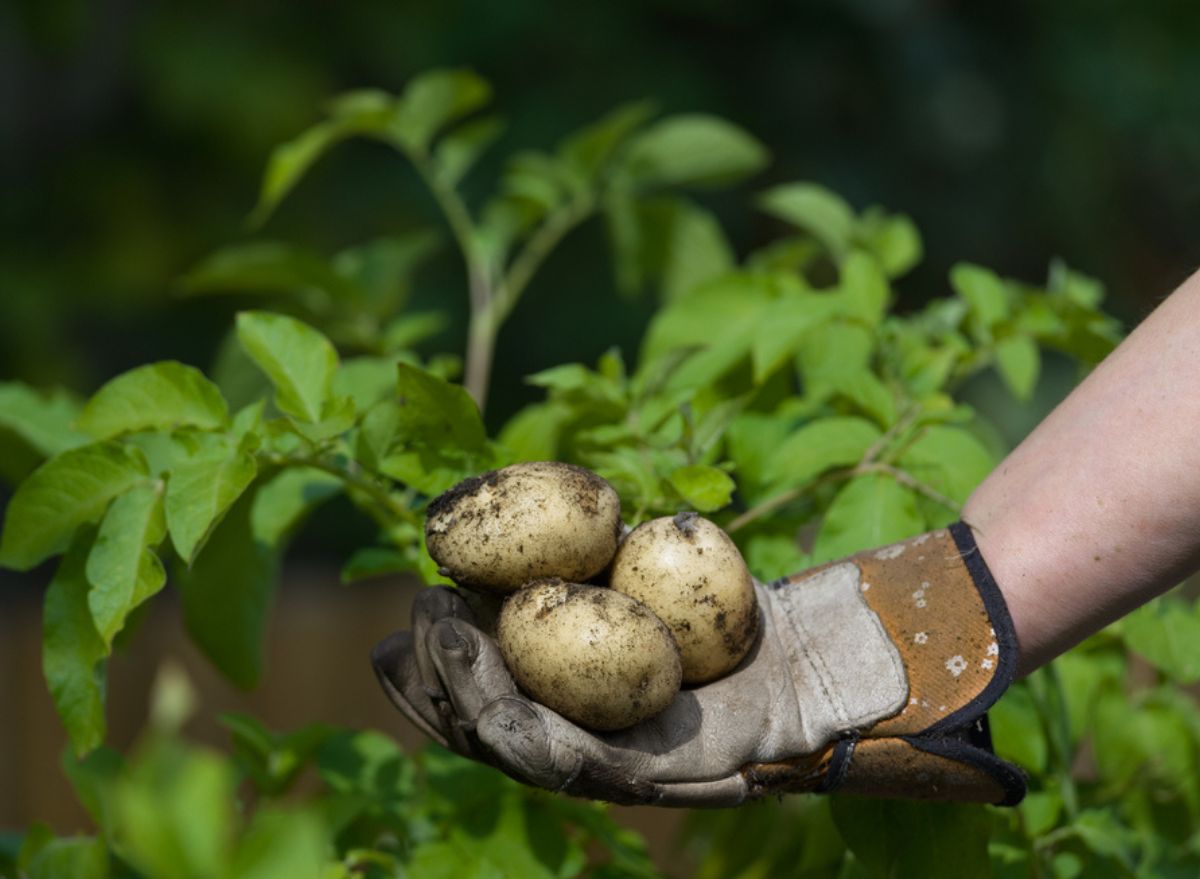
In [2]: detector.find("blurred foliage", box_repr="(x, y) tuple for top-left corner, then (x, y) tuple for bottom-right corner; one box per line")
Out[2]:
(4, 0), (1200, 422)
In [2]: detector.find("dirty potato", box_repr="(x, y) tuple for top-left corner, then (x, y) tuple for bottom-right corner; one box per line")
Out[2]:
(425, 461), (622, 593)
(609, 512), (759, 684)
(497, 579), (682, 731)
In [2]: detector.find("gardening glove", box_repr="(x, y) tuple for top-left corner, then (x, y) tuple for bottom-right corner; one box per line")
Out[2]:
(372, 522), (1026, 807)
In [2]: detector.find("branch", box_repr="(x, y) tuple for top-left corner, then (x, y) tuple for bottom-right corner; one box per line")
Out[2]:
(491, 201), (591, 325)
(263, 452), (416, 528)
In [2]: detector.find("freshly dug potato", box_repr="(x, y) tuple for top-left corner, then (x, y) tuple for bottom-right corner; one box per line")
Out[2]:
(426, 461), (622, 593)
(497, 579), (682, 731)
(610, 512), (759, 684)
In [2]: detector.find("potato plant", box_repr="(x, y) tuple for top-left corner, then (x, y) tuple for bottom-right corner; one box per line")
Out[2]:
(2, 68), (1198, 878)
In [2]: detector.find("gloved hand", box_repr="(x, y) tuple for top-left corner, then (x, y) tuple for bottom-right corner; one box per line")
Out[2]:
(372, 523), (1026, 807)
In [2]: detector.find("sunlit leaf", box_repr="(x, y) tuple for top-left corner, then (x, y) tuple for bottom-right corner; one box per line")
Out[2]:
(812, 474), (923, 563)
(44, 531), (109, 756)
(0, 442), (148, 571)
(236, 311), (339, 423)
(86, 483), (166, 648)
(758, 182), (857, 259)
(625, 114), (768, 189)
(668, 465), (735, 512)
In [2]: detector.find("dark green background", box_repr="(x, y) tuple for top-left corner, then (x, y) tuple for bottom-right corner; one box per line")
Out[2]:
(4, 0), (1199, 422)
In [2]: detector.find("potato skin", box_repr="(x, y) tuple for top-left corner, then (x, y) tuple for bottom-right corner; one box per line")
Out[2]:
(425, 461), (622, 593)
(610, 513), (759, 684)
(497, 579), (682, 731)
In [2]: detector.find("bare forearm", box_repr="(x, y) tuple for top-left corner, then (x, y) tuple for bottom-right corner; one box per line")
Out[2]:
(964, 271), (1200, 675)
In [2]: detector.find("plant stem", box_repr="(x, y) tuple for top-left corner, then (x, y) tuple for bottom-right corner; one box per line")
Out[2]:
(413, 151), (591, 413)
(464, 301), (497, 413)
(492, 202), (590, 325)
(263, 452), (414, 528)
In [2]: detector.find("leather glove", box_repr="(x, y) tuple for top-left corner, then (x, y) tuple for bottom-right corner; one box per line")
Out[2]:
(371, 522), (1026, 807)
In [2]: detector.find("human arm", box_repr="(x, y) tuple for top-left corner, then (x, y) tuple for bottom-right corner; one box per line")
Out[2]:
(966, 270), (1200, 674)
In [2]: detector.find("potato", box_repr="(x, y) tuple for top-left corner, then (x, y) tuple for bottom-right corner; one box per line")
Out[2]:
(497, 578), (682, 731)
(609, 512), (759, 684)
(425, 461), (622, 593)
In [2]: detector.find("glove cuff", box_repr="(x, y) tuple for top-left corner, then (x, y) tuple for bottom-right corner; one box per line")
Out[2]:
(746, 522), (1027, 805)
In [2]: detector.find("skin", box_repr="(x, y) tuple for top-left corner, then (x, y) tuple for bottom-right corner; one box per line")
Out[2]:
(964, 270), (1200, 676)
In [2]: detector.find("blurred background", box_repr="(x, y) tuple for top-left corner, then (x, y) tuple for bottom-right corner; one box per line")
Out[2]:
(4, 0), (1200, 841)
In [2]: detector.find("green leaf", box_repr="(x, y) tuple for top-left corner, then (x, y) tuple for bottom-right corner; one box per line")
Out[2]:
(43, 531), (109, 756)
(389, 68), (492, 155)
(726, 412), (797, 499)
(317, 729), (415, 815)
(433, 115), (504, 187)
(176, 487), (277, 689)
(25, 837), (109, 879)
(332, 357), (403, 412)
(114, 739), (237, 879)
(220, 714), (336, 798)
(837, 369), (898, 428)
(625, 114), (768, 189)
(840, 249), (890, 325)
(750, 293), (835, 383)
(0, 381), (88, 458)
(897, 425), (995, 505)
(175, 467), (335, 689)
(251, 90), (394, 225)
(0, 442), (148, 571)
(668, 465), (735, 512)
(236, 311), (339, 423)
(380, 312), (448, 352)
(165, 435), (258, 565)
(249, 466), (342, 548)
(857, 207), (923, 278)
(641, 273), (773, 362)
(757, 183), (857, 259)
(950, 263), (1010, 338)
(559, 100), (656, 181)
(78, 362), (228, 442)
(86, 483), (166, 648)
(394, 363), (488, 452)
(1017, 790), (1063, 837)
(62, 746), (124, 839)
(496, 402), (570, 463)
(1121, 599), (1200, 684)
(181, 242), (364, 307)
(995, 334), (1040, 400)
(608, 197), (735, 300)
(813, 474), (923, 563)
(989, 683), (1049, 773)
(764, 416), (882, 489)
(231, 808), (329, 879)
(831, 798), (993, 879)
(745, 534), (809, 582)
(796, 321), (874, 401)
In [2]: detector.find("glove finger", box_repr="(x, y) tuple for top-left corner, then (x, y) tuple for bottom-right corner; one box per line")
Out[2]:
(648, 774), (749, 808)
(475, 693), (755, 806)
(370, 631), (450, 748)
(425, 618), (519, 724)
(411, 586), (476, 701)
(476, 696), (668, 805)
